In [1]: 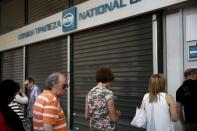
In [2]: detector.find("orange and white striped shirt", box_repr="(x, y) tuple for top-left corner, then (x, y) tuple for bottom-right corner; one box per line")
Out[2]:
(33, 90), (67, 131)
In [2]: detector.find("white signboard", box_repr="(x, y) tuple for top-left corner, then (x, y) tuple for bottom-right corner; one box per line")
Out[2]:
(0, 0), (187, 51)
(186, 13), (197, 42)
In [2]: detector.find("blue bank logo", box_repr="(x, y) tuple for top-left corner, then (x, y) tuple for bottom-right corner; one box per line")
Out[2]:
(189, 44), (197, 60)
(63, 13), (74, 27)
(62, 7), (77, 32)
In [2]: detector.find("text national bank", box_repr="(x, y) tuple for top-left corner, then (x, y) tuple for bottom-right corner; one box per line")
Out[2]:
(79, 0), (140, 21)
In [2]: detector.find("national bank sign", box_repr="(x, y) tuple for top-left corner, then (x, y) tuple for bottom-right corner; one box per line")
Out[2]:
(0, 0), (187, 51)
(79, 0), (140, 21)
(16, 0), (142, 41)
(17, 7), (77, 41)
(0, 0), (142, 47)
(62, 7), (77, 32)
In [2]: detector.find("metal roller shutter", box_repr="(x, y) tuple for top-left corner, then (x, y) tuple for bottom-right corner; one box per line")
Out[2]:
(73, 0), (88, 6)
(28, 0), (69, 23)
(1, 48), (23, 87)
(0, 0), (24, 34)
(73, 14), (153, 131)
(26, 36), (68, 113)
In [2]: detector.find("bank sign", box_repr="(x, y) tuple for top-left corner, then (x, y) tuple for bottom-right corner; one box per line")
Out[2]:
(18, 7), (77, 41)
(188, 44), (197, 60)
(0, 0), (187, 51)
(62, 7), (77, 32)
(17, 0), (141, 41)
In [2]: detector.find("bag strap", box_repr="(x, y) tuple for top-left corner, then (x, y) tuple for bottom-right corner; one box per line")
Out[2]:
(140, 98), (145, 109)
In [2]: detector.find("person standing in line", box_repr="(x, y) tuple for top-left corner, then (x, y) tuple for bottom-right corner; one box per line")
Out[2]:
(33, 72), (68, 131)
(85, 67), (121, 131)
(176, 68), (197, 131)
(0, 80), (25, 131)
(25, 77), (41, 131)
(9, 88), (28, 128)
(142, 74), (178, 131)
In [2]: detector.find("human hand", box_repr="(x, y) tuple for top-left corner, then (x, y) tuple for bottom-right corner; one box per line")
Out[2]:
(116, 110), (121, 117)
(19, 88), (23, 93)
(19, 88), (26, 96)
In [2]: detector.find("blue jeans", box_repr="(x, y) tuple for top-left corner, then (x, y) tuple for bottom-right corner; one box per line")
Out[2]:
(25, 117), (34, 131)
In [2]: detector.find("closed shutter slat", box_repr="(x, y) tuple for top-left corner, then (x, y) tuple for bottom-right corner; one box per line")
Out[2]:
(28, 0), (69, 23)
(0, 0), (24, 34)
(1, 48), (23, 87)
(73, 0), (89, 6)
(73, 14), (153, 131)
(26, 37), (67, 114)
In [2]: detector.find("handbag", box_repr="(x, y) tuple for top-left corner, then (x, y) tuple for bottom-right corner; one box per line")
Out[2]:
(130, 100), (146, 128)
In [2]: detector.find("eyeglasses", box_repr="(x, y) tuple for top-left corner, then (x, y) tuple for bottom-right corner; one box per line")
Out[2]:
(61, 84), (68, 90)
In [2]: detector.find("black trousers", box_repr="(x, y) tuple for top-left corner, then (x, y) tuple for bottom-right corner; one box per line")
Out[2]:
(185, 123), (197, 131)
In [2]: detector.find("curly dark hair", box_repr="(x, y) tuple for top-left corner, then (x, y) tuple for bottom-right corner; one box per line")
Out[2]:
(0, 79), (20, 104)
(96, 67), (114, 83)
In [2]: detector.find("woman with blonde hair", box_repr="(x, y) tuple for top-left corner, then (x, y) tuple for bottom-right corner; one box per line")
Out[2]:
(142, 74), (178, 131)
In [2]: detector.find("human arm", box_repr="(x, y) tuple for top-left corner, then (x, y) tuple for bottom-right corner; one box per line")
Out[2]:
(43, 123), (54, 131)
(33, 94), (60, 131)
(85, 95), (90, 120)
(15, 93), (28, 104)
(107, 98), (121, 123)
(32, 86), (41, 105)
(177, 102), (184, 124)
(166, 95), (178, 122)
(35, 86), (41, 98)
(42, 101), (57, 131)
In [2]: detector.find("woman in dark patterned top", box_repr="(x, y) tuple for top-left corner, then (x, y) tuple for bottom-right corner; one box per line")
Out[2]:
(85, 67), (121, 131)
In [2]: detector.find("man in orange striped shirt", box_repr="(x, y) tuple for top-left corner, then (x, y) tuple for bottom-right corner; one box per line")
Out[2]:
(33, 72), (68, 131)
